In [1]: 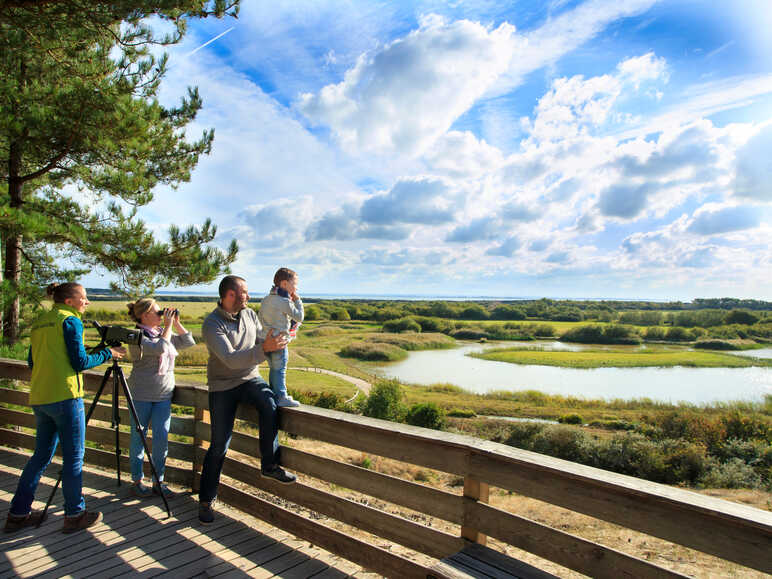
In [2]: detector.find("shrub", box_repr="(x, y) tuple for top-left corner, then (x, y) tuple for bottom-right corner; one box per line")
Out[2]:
(382, 317), (422, 333)
(369, 333), (455, 350)
(699, 458), (763, 489)
(413, 316), (455, 333)
(362, 379), (405, 421)
(339, 342), (407, 361)
(561, 324), (640, 344)
(314, 391), (346, 410)
(558, 413), (583, 425)
(305, 326), (342, 337)
(305, 307), (322, 321)
(405, 403), (446, 430)
(450, 327), (489, 340)
(644, 326), (667, 340)
(693, 339), (739, 350)
(530, 323), (555, 337)
(330, 308), (351, 321)
(447, 408), (476, 418)
(724, 309), (760, 325)
(664, 327), (692, 342)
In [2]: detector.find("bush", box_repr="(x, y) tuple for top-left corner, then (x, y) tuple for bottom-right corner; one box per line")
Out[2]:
(561, 324), (640, 344)
(558, 413), (583, 425)
(362, 379), (405, 421)
(531, 324), (556, 337)
(368, 333), (455, 350)
(329, 308), (351, 321)
(664, 327), (693, 342)
(699, 458), (763, 489)
(339, 342), (407, 361)
(304, 306), (322, 320)
(693, 339), (739, 350)
(405, 403), (446, 430)
(644, 326), (667, 340)
(382, 317), (422, 333)
(724, 309), (760, 325)
(447, 408), (476, 418)
(412, 316), (455, 333)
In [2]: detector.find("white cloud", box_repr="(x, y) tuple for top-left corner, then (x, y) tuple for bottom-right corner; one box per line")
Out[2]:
(486, 235), (522, 257)
(298, 15), (519, 156)
(734, 123), (772, 201)
(686, 203), (762, 235)
(360, 177), (457, 225)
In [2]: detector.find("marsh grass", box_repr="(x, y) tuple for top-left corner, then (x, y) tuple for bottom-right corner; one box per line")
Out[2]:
(473, 347), (772, 368)
(339, 341), (408, 362)
(367, 332), (455, 350)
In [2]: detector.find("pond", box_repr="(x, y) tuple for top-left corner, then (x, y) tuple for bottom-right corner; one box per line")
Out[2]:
(372, 342), (772, 404)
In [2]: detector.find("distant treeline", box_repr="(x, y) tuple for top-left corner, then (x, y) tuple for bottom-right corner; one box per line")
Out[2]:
(302, 298), (771, 327)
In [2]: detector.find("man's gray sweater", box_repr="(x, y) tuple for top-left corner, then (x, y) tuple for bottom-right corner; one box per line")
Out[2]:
(202, 305), (268, 392)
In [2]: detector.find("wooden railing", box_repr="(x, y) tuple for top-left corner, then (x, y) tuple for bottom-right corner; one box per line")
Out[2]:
(0, 357), (770, 578)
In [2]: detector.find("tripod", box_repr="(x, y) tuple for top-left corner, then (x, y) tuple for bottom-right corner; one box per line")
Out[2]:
(39, 357), (172, 525)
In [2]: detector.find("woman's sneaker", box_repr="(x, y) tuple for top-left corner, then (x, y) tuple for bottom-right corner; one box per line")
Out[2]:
(130, 480), (153, 498)
(62, 511), (103, 534)
(276, 395), (300, 408)
(153, 482), (177, 498)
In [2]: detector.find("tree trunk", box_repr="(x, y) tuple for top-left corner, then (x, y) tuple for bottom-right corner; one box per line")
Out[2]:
(3, 142), (23, 344)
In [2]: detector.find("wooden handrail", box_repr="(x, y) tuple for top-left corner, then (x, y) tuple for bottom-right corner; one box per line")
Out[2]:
(0, 356), (770, 577)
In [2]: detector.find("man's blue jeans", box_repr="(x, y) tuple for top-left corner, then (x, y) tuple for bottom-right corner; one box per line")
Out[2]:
(10, 398), (86, 517)
(198, 378), (280, 503)
(267, 347), (289, 399)
(130, 399), (171, 483)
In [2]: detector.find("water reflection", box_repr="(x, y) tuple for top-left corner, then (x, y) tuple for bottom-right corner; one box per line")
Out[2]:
(372, 341), (771, 404)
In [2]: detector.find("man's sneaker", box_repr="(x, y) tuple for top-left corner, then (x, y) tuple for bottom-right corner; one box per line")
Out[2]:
(62, 511), (103, 534)
(261, 465), (297, 484)
(199, 500), (215, 525)
(4, 510), (45, 533)
(153, 482), (177, 498)
(130, 480), (153, 498)
(276, 395), (300, 408)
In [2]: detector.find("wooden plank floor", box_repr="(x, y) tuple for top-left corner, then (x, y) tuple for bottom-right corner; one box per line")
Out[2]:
(0, 446), (369, 578)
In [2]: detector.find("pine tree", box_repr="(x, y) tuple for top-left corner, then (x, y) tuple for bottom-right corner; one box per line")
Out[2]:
(0, 1), (240, 342)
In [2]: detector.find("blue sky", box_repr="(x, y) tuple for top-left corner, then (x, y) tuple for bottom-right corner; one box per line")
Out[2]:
(83, 0), (772, 300)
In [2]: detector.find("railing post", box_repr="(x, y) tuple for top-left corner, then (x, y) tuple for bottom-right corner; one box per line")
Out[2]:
(461, 473), (489, 545)
(191, 388), (209, 494)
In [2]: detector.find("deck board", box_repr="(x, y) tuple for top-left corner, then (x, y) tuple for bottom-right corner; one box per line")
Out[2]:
(0, 446), (358, 578)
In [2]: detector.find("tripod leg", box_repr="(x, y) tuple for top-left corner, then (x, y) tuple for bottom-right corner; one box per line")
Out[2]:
(116, 366), (171, 518)
(38, 366), (114, 527)
(113, 368), (122, 486)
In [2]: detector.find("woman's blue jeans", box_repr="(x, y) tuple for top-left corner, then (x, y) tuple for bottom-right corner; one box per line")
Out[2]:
(267, 347), (289, 398)
(198, 378), (279, 503)
(10, 398), (86, 517)
(129, 399), (171, 483)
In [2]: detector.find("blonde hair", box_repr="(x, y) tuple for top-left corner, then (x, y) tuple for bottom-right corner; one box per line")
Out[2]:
(127, 298), (157, 323)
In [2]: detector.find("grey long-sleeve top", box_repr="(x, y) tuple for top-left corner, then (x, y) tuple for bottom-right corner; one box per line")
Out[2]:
(127, 331), (195, 402)
(202, 305), (268, 393)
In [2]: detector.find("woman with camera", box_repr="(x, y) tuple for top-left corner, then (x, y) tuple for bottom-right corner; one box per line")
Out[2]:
(5, 283), (125, 534)
(126, 298), (194, 498)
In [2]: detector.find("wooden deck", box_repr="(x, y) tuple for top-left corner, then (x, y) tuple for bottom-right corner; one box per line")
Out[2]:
(0, 447), (368, 578)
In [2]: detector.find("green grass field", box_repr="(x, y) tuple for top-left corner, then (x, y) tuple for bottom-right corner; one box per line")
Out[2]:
(473, 347), (772, 368)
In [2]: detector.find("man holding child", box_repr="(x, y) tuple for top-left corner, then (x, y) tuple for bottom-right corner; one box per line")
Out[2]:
(198, 275), (297, 524)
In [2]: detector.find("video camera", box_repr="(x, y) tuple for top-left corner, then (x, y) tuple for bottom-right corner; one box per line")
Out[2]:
(89, 320), (143, 347)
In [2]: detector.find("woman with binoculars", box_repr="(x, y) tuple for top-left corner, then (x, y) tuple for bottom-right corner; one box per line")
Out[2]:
(126, 298), (194, 498)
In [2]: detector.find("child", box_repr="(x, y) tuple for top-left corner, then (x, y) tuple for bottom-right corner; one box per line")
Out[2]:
(258, 268), (304, 407)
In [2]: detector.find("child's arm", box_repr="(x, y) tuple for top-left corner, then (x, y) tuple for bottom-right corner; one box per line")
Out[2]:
(282, 295), (304, 323)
